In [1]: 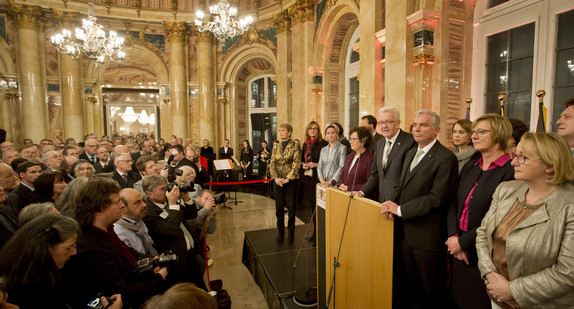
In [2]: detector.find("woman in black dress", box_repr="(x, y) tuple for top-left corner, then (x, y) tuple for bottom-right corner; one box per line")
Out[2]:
(255, 141), (271, 179)
(240, 140), (254, 180)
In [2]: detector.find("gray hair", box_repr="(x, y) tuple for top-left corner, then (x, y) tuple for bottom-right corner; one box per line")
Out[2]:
(414, 109), (440, 127)
(1, 150), (19, 161)
(142, 174), (168, 193)
(43, 150), (59, 163)
(378, 107), (400, 120)
(114, 152), (131, 163)
(18, 202), (58, 227)
(55, 177), (89, 217)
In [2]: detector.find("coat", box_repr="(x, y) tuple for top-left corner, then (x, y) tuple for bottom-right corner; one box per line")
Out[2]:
(317, 141), (347, 184)
(476, 180), (574, 308)
(269, 140), (301, 180)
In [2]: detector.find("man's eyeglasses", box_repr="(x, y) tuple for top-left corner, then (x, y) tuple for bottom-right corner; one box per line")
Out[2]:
(377, 121), (396, 126)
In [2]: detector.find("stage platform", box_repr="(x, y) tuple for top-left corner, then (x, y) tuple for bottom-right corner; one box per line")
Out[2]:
(242, 226), (317, 309)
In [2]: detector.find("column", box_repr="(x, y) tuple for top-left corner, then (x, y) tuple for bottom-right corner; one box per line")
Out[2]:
(385, 1), (416, 125)
(165, 22), (189, 139)
(84, 96), (96, 134)
(359, 0), (384, 115)
(9, 3), (47, 141)
(273, 10), (292, 126)
(196, 31), (215, 144)
(289, 0), (315, 138)
(0, 88), (16, 142)
(58, 11), (86, 141)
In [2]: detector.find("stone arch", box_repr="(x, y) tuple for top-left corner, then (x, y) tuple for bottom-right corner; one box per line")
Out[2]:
(314, 1), (360, 125)
(0, 40), (15, 75)
(219, 43), (277, 145)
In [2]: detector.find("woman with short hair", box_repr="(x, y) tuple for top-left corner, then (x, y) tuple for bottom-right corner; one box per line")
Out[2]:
(476, 132), (574, 308)
(338, 126), (374, 195)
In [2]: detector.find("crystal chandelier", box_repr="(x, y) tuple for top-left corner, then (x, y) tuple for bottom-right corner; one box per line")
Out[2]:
(194, 0), (253, 43)
(51, 2), (125, 64)
(121, 107), (139, 123)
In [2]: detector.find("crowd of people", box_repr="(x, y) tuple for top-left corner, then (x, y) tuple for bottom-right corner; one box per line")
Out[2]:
(0, 98), (573, 308)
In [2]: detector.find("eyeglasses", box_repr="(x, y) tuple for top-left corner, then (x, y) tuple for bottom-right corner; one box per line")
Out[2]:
(470, 129), (492, 136)
(377, 121), (396, 126)
(511, 153), (542, 165)
(118, 160), (133, 163)
(308, 127), (319, 131)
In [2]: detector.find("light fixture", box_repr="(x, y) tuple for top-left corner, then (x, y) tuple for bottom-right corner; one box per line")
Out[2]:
(120, 107), (139, 123)
(149, 113), (156, 126)
(568, 60), (574, 77)
(194, 0), (253, 42)
(138, 110), (149, 125)
(51, 1), (125, 64)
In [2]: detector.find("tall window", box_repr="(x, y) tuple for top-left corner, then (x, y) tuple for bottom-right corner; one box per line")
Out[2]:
(345, 27), (360, 134)
(248, 75), (277, 171)
(485, 23), (535, 127)
(552, 9), (574, 132)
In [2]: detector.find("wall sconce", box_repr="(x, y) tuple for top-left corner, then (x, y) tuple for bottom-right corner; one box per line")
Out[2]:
(407, 10), (441, 68)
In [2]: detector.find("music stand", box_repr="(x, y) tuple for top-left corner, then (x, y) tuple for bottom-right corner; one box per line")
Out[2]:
(214, 159), (242, 208)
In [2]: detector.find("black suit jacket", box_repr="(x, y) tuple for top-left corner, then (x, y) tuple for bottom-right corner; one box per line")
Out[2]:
(447, 154), (514, 252)
(392, 141), (458, 251)
(361, 130), (416, 202)
(369, 133), (384, 154)
(143, 199), (198, 281)
(62, 226), (165, 309)
(94, 161), (114, 174)
(218, 147), (234, 160)
(173, 158), (210, 188)
(0, 203), (18, 249)
(7, 184), (40, 214)
(112, 170), (141, 189)
(79, 152), (98, 164)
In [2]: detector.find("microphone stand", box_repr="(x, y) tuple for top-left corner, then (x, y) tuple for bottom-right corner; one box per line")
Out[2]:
(326, 140), (364, 309)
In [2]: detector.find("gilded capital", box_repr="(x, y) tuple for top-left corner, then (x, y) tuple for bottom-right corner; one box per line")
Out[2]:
(51, 9), (80, 28)
(9, 2), (43, 31)
(164, 21), (187, 42)
(288, 0), (314, 25)
(196, 31), (214, 43)
(273, 10), (291, 34)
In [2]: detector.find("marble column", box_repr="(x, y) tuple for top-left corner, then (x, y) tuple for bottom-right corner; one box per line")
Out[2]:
(165, 22), (189, 139)
(289, 0), (315, 138)
(9, 3), (47, 142)
(385, 0), (415, 125)
(84, 96), (96, 135)
(0, 89), (14, 142)
(196, 31), (216, 144)
(359, 0), (384, 116)
(273, 10), (292, 126)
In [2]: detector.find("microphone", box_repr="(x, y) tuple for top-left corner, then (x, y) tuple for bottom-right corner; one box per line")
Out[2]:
(330, 179), (338, 188)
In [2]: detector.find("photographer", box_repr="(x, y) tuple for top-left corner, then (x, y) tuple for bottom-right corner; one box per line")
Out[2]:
(63, 178), (167, 309)
(188, 189), (220, 273)
(168, 144), (209, 188)
(142, 175), (206, 290)
(114, 189), (157, 256)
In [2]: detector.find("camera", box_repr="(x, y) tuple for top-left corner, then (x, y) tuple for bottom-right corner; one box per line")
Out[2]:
(166, 166), (183, 182)
(213, 193), (227, 204)
(87, 293), (114, 309)
(166, 180), (195, 193)
(135, 253), (179, 274)
(192, 157), (199, 164)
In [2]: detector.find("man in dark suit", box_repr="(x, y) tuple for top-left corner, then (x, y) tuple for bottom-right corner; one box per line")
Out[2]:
(218, 139), (233, 159)
(79, 138), (99, 164)
(142, 174), (205, 289)
(62, 178), (167, 308)
(361, 115), (384, 154)
(359, 107), (416, 202)
(7, 161), (41, 214)
(94, 146), (114, 174)
(382, 110), (458, 308)
(112, 153), (141, 189)
(131, 139), (154, 174)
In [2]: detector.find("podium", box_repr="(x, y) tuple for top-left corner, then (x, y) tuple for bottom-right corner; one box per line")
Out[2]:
(316, 185), (394, 309)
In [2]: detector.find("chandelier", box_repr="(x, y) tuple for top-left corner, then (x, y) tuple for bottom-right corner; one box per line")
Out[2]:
(194, 0), (253, 42)
(568, 60), (574, 77)
(120, 107), (139, 123)
(51, 2), (125, 64)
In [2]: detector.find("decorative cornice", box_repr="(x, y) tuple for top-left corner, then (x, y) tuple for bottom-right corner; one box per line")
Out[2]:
(9, 2), (43, 31)
(289, 0), (314, 25)
(273, 10), (290, 33)
(51, 9), (80, 28)
(325, 0), (338, 10)
(407, 9), (441, 32)
(239, 27), (263, 45)
(164, 21), (187, 42)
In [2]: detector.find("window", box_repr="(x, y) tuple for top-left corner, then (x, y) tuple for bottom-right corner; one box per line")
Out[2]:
(345, 27), (360, 133)
(248, 75), (277, 172)
(552, 9), (574, 132)
(485, 23), (535, 127)
(489, 0), (510, 9)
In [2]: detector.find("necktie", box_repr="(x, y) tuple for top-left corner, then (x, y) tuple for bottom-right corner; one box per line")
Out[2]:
(91, 156), (96, 164)
(122, 174), (128, 183)
(383, 140), (392, 167)
(409, 149), (425, 172)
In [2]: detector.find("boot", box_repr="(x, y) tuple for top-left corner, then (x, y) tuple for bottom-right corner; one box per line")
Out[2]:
(276, 232), (284, 243)
(287, 230), (295, 244)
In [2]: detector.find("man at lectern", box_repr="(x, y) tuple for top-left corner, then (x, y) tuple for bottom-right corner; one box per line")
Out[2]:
(381, 110), (458, 308)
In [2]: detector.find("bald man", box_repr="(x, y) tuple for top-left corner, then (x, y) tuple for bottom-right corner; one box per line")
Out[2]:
(0, 163), (19, 193)
(113, 189), (157, 256)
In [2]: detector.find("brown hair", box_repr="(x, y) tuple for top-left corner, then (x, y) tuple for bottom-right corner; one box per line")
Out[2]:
(141, 283), (217, 309)
(304, 121), (323, 141)
(74, 178), (121, 229)
(472, 113), (512, 151)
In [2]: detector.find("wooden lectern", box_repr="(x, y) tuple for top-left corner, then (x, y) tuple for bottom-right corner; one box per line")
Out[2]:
(316, 185), (394, 309)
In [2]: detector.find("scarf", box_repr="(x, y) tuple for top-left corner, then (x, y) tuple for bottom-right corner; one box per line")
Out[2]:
(305, 137), (317, 163)
(115, 218), (158, 256)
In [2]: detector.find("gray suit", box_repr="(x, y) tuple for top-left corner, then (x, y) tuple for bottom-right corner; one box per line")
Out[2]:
(316, 141), (347, 184)
(361, 129), (416, 202)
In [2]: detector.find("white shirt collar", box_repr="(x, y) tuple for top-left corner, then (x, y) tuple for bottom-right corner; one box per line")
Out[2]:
(386, 130), (400, 144)
(418, 138), (438, 154)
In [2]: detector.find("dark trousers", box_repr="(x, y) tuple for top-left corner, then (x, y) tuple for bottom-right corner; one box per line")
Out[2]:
(400, 239), (446, 309)
(451, 254), (491, 308)
(274, 180), (297, 235)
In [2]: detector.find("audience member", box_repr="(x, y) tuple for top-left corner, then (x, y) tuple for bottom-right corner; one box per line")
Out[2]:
(7, 161), (42, 213)
(556, 98), (574, 154)
(80, 138), (99, 164)
(55, 177), (88, 217)
(446, 114), (515, 308)
(112, 153), (141, 189)
(72, 159), (95, 178)
(175, 166), (203, 200)
(0, 187), (18, 250)
(20, 146), (36, 161)
(34, 171), (67, 203)
(476, 132), (574, 308)
(94, 146), (114, 173)
(114, 189), (157, 256)
(141, 282), (217, 309)
(42, 150), (63, 172)
(0, 163), (19, 193)
(18, 202), (59, 227)
(269, 123), (301, 244)
(332, 122), (351, 156)
(451, 119), (476, 173)
(1, 150), (20, 166)
(0, 142), (14, 153)
(507, 118), (528, 155)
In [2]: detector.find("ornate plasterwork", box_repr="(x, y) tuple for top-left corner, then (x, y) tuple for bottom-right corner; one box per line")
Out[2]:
(9, 2), (43, 31)
(164, 21), (187, 42)
(289, 0), (314, 25)
(195, 30), (214, 43)
(273, 10), (290, 33)
(239, 27), (263, 45)
(51, 9), (80, 28)
(407, 9), (441, 32)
